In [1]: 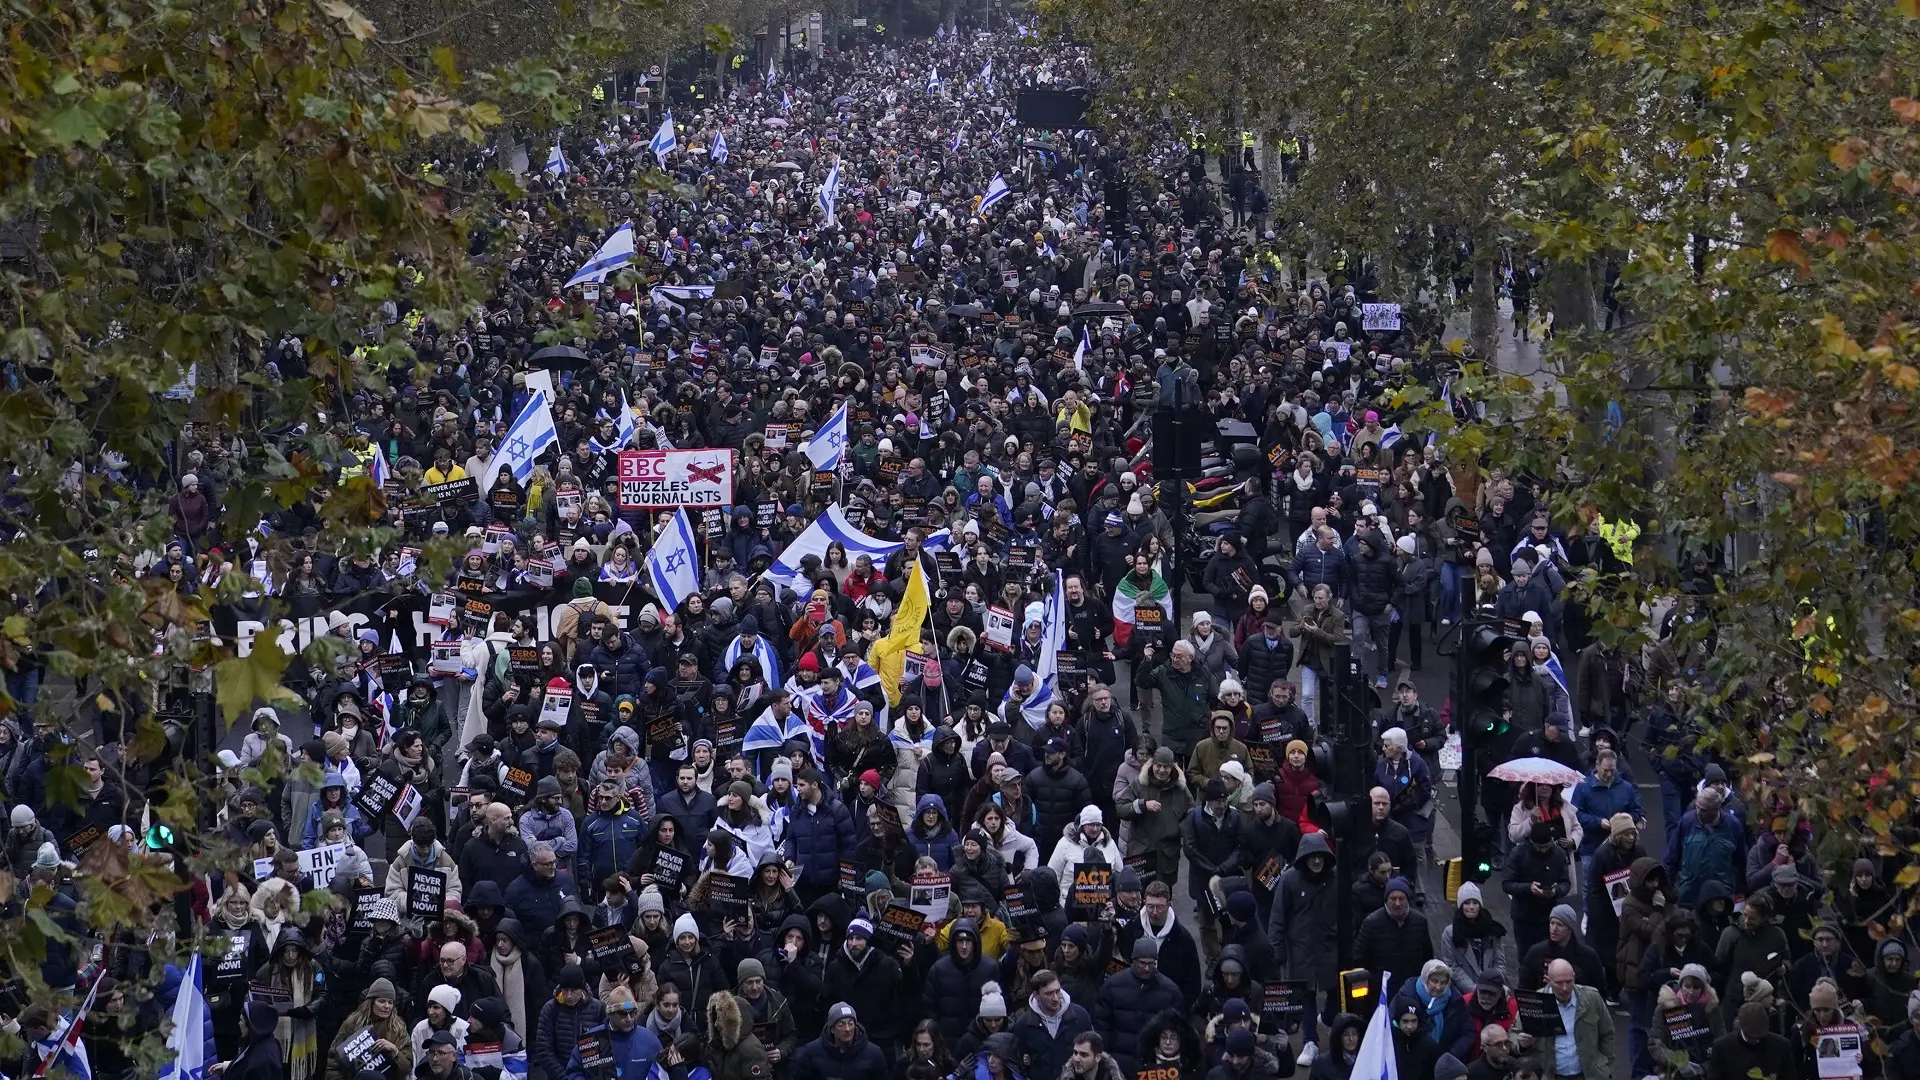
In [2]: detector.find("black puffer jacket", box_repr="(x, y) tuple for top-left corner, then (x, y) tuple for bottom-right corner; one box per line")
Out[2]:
(1350, 530), (1399, 617)
(1094, 967), (1185, 1076)
(921, 919), (998, 1042)
(1238, 632), (1295, 705)
(1023, 762), (1092, 859)
(914, 726), (972, 818)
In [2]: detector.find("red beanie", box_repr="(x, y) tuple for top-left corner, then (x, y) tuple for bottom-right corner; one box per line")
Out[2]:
(796, 652), (820, 674)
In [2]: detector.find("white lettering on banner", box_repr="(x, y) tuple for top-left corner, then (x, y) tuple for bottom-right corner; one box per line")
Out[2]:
(615, 450), (734, 509)
(253, 843), (347, 888)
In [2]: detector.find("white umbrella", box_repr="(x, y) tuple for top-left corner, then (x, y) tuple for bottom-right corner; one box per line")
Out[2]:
(1487, 756), (1585, 787)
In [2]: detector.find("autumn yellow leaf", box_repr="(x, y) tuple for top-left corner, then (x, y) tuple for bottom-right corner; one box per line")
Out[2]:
(1768, 229), (1812, 275)
(1899, 865), (1920, 889)
(319, 0), (375, 40)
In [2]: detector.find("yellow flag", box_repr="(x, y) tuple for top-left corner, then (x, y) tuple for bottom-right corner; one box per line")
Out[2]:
(870, 559), (930, 707)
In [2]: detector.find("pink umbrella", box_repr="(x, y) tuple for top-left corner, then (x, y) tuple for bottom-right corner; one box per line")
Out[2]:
(1487, 756), (1584, 787)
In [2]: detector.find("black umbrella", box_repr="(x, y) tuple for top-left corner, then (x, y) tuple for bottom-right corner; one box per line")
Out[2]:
(1073, 301), (1127, 317)
(1022, 139), (1059, 153)
(528, 344), (592, 370)
(945, 303), (986, 317)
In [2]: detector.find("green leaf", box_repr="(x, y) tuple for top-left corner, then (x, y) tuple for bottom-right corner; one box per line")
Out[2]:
(215, 644), (299, 723)
(41, 105), (107, 148)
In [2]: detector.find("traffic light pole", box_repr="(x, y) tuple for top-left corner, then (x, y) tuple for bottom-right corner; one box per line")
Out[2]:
(1451, 575), (1514, 882)
(1330, 648), (1376, 972)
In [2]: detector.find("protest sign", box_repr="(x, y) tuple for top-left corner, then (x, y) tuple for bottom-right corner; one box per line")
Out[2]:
(616, 450), (734, 508)
(1516, 990), (1566, 1036)
(407, 867), (447, 920)
(1071, 864), (1113, 914)
(1361, 303), (1402, 331)
(1261, 980), (1311, 1034)
(877, 902), (926, 949)
(909, 873), (951, 923)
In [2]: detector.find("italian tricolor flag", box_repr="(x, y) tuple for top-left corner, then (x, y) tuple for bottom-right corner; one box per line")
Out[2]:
(1112, 569), (1173, 648)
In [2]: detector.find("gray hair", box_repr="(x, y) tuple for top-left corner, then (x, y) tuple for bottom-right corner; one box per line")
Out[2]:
(530, 841), (555, 860)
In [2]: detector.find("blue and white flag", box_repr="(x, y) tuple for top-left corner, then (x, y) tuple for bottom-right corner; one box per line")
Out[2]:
(1351, 987), (1400, 1080)
(33, 971), (103, 1080)
(370, 439), (391, 488)
(710, 129), (729, 165)
(978, 173), (1009, 216)
(913, 228), (929, 251)
(949, 128), (963, 154)
(765, 65), (776, 87)
(805, 399), (849, 470)
(158, 956), (208, 1080)
(781, 89), (792, 112)
(979, 60), (993, 81)
(1071, 325), (1089, 375)
(1006, 570), (1064, 729)
(564, 221), (636, 288)
(650, 113), (677, 168)
(763, 502), (908, 598)
(927, 68), (941, 93)
(721, 632), (783, 688)
(589, 391), (638, 454)
(545, 144), (568, 177)
(482, 390), (558, 491)
(1378, 423), (1402, 449)
(817, 157), (841, 223)
(645, 508), (701, 613)
(743, 708), (814, 754)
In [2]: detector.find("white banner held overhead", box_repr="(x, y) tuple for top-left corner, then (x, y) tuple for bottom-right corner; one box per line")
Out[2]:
(615, 449), (735, 508)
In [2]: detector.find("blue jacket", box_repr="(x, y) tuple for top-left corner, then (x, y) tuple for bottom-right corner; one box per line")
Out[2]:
(1569, 773), (1645, 857)
(504, 871), (573, 929)
(784, 792), (857, 888)
(790, 1027), (889, 1080)
(1292, 542), (1351, 598)
(563, 1022), (662, 1080)
(906, 794), (962, 870)
(301, 771), (373, 848)
(1666, 808), (1746, 907)
(578, 809), (646, 890)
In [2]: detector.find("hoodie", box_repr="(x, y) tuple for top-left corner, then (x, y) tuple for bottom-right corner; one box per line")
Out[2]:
(907, 793), (962, 869)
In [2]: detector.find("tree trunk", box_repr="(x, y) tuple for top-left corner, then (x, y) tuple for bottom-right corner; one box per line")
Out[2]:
(1470, 250), (1499, 367)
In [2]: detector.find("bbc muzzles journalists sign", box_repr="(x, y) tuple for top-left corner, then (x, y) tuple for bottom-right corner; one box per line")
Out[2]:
(616, 449), (734, 509)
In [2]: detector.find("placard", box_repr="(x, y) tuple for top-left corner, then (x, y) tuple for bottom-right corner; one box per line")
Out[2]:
(425, 479), (479, 506)
(248, 982), (292, 1006)
(499, 766), (533, 803)
(877, 902), (926, 949)
(508, 647), (541, 676)
(1604, 867), (1633, 916)
(839, 861), (865, 904)
(1122, 851), (1157, 886)
(428, 640), (465, 677)
(908, 873), (951, 923)
(354, 772), (403, 825)
(1003, 883), (1039, 938)
(647, 845), (688, 885)
(1360, 303), (1402, 331)
(647, 715), (682, 747)
(1662, 1008), (1711, 1045)
(586, 924), (648, 980)
(350, 887), (384, 936)
(706, 873), (750, 915)
(1006, 543), (1037, 573)
(64, 825), (103, 857)
(1261, 980), (1312, 1034)
(392, 784), (424, 830)
(427, 592), (458, 627)
(910, 344), (948, 368)
(616, 450), (735, 509)
(1071, 863), (1113, 913)
(215, 932), (252, 981)
(1515, 989), (1566, 1036)
(982, 606), (1015, 652)
(763, 424), (792, 452)
(1253, 855), (1284, 892)
(539, 685), (571, 730)
(574, 1029), (615, 1080)
(1247, 745), (1275, 776)
(1816, 1025), (1863, 1078)
(336, 1027), (385, 1077)
(253, 843), (347, 889)
(408, 866), (448, 920)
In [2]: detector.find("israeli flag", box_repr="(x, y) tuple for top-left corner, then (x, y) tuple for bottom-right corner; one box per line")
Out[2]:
(645, 508), (701, 613)
(482, 389), (557, 492)
(721, 632), (782, 687)
(589, 390), (638, 454)
(744, 708), (814, 754)
(805, 399), (849, 470)
(979, 60), (993, 81)
(782, 89), (792, 112)
(711, 129), (729, 165)
(817, 157), (841, 223)
(564, 221), (636, 288)
(545, 144), (568, 177)
(1379, 423), (1403, 449)
(650, 113), (677, 168)
(1351, 987), (1400, 1080)
(763, 503), (909, 599)
(913, 228), (929, 251)
(1006, 570), (1064, 729)
(927, 68), (941, 93)
(978, 173), (1009, 216)
(370, 439), (391, 488)
(1041, 239), (1056, 259)
(765, 65), (776, 87)
(159, 956), (208, 1080)
(950, 128), (963, 154)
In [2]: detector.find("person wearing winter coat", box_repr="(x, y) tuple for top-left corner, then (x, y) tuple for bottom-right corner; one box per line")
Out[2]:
(1189, 711), (1252, 793)
(1868, 938), (1919, 1035)
(789, 1001), (888, 1080)
(1048, 806), (1124, 907)
(485, 919), (548, 1055)
(1011, 969), (1092, 1080)
(1503, 820), (1573, 961)
(1024, 740), (1093, 865)
(1135, 641), (1218, 759)
(386, 824), (466, 911)
(1239, 610), (1297, 708)
(1585, 815), (1649, 1000)
(1187, 612), (1242, 681)
(1517, 905), (1606, 995)
(302, 770), (372, 849)
(1271, 832), (1342, 1028)
(228, 1001), (286, 1080)
(533, 964), (604, 1080)
(1389, 999), (1443, 1080)
(562, 987), (662, 1080)
(1119, 748), (1195, 886)
(656, 913), (727, 1031)
(950, 827), (1012, 903)
(701, 990), (769, 1080)
(1714, 894), (1791, 1026)
(242, 708), (297, 768)
(1094, 940), (1186, 1077)
(1352, 878), (1436, 1004)
(1310, 1014), (1366, 1080)
(1616, 857), (1670, 1075)
(978, 802), (1042, 876)
(1884, 993), (1920, 1080)
(1650, 964), (1722, 1077)
(925, 919), (1001, 1042)
(1441, 882), (1509, 991)
(1667, 788), (1747, 909)
(1078, 687), (1140, 825)
(1118, 881), (1206, 1017)
(784, 769), (857, 897)
(1538, 959), (1616, 1080)
(917, 725), (974, 822)
(759, 914), (826, 1038)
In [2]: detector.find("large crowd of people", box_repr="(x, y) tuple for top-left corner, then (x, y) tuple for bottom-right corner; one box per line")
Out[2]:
(5, 18), (1917, 1080)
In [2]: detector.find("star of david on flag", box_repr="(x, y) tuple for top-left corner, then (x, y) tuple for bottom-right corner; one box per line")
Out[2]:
(805, 398), (850, 470)
(645, 507), (701, 613)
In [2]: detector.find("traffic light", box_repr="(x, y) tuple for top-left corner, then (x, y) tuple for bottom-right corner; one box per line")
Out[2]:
(1460, 622), (1514, 747)
(1463, 806), (1499, 882)
(1339, 969), (1373, 1013)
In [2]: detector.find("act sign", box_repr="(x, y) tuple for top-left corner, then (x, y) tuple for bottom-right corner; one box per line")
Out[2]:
(616, 450), (734, 509)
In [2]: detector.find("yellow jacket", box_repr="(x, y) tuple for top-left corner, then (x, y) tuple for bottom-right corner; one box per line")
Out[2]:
(932, 912), (1010, 961)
